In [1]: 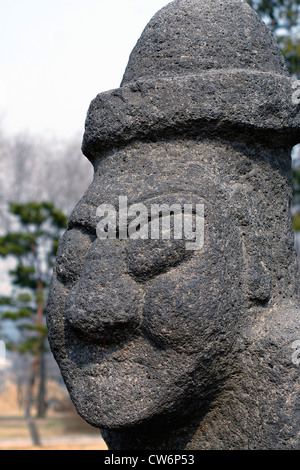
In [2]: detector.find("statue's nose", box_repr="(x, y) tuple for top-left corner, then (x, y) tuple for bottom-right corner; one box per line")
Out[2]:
(65, 240), (144, 343)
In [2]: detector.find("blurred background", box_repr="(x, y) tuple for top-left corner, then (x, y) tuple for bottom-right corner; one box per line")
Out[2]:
(0, 0), (299, 451)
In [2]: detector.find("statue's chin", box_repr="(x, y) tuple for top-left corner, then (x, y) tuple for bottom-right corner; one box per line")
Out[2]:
(61, 355), (206, 431)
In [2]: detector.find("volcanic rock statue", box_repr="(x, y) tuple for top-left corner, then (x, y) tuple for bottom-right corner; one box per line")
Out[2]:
(46, 0), (300, 450)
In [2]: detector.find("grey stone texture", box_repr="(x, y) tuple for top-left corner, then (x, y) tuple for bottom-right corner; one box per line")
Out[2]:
(47, 0), (300, 450)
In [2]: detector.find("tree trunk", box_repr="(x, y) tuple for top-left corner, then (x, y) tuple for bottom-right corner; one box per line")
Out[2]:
(25, 355), (41, 447)
(37, 340), (47, 418)
(36, 279), (47, 418)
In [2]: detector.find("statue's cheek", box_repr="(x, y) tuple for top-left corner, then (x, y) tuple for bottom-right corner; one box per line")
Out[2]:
(141, 262), (226, 354)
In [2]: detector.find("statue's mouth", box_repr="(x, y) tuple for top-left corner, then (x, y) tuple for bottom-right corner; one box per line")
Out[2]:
(65, 321), (138, 374)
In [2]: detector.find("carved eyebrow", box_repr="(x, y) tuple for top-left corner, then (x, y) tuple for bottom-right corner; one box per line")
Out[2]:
(68, 220), (97, 236)
(67, 194), (203, 235)
(68, 203), (98, 235)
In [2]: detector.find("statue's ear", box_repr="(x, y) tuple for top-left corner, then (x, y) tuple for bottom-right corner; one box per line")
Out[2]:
(231, 185), (271, 304)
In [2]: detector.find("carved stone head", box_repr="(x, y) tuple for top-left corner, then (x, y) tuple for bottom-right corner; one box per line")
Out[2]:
(47, 0), (300, 450)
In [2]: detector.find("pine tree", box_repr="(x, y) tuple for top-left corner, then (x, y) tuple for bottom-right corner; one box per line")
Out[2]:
(248, 0), (300, 77)
(0, 202), (67, 444)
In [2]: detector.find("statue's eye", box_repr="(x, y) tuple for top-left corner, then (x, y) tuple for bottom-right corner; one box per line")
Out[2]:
(125, 238), (193, 282)
(55, 228), (94, 286)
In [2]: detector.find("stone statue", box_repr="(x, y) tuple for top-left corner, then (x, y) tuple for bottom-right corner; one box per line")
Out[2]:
(46, 0), (300, 450)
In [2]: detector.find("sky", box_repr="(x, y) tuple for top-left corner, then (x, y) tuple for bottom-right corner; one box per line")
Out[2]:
(0, 0), (171, 140)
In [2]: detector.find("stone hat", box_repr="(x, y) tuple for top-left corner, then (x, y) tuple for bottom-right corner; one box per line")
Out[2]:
(82, 0), (300, 163)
